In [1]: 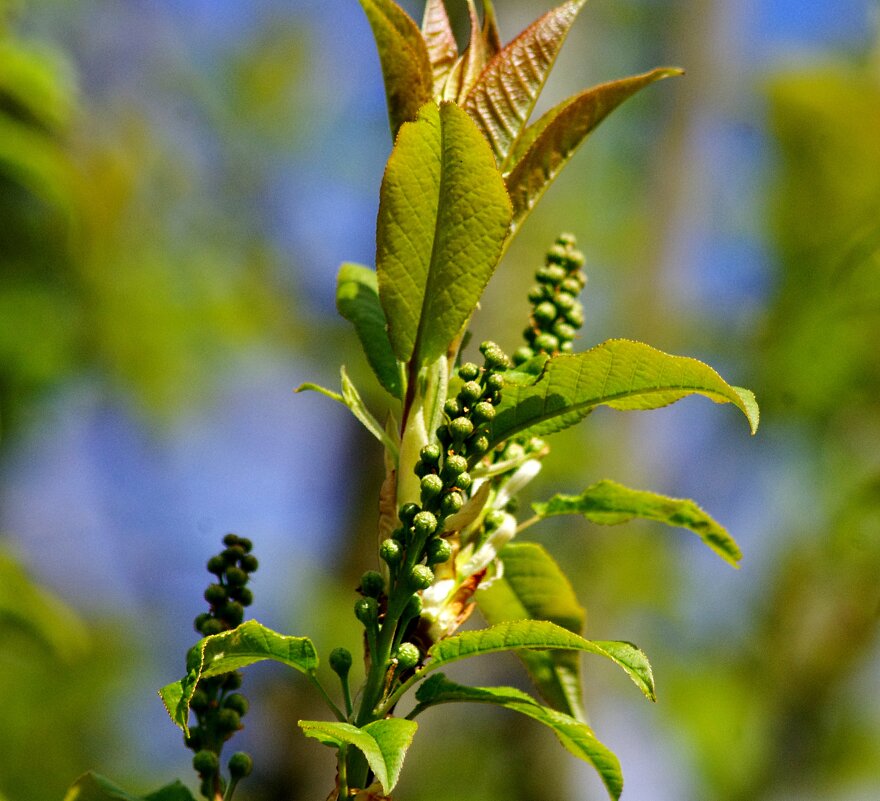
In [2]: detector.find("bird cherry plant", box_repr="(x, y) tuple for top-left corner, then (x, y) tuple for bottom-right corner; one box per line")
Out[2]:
(65, 2), (759, 800)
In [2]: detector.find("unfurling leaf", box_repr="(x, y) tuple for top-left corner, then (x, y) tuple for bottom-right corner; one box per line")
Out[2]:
(376, 101), (511, 368)
(357, 0), (433, 138)
(426, 619), (655, 700)
(505, 68), (683, 233)
(412, 674), (623, 799)
(299, 719), (417, 795)
(533, 479), (742, 566)
(463, 0), (587, 166)
(492, 339), (760, 445)
(477, 542), (587, 718)
(421, 0), (458, 97)
(159, 620), (318, 733)
(336, 263), (401, 399)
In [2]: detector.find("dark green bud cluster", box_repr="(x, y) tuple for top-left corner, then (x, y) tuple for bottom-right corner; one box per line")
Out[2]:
(186, 535), (257, 799)
(514, 234), (587, 365)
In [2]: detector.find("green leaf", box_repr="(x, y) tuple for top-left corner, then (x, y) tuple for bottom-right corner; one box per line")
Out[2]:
(533, 479), (742, 567)
(476, 542), (586, 718)
(421, 0), (458, 97)
(159, 620), (318, 732)
(412, 674), (623, 799)
(455, 0), (490, 101)
(505, 68), (682, 233)
(426, 619), (654, 700)
(336, 263), (402, 398)
(376, 101), (512, 367)
(463, 0), (587, 167)
(492, 339), (760, 445)
(298, 718), (417, 794)
(63, 773), (196, 801)
(357, 0), (433, 138)
(341, 367), (401, 459)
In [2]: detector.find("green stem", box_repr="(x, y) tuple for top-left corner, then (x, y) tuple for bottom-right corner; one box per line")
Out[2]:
(309, 673), (347, 722)
(515, 513), (541, 534)
(337, 746), (350, 800)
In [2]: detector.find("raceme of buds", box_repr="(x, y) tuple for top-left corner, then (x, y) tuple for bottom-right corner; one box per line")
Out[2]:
(514, 234), (587, 365)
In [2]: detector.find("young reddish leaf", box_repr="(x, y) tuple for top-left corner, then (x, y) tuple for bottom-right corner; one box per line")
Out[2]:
(505, 67), (683, 233)
(463, 0), (587, 165)
(357, 0), (433, 138)
(421, 0), (458, 97)
(481, 0), (503, 59)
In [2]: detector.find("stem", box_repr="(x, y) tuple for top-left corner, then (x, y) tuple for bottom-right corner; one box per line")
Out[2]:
(221, 778), (238, 801)
(340, 673), (354, 718)
(337, 746), (350, 800)
(309, 673), (347, 722)
(515, 514), (541, 534)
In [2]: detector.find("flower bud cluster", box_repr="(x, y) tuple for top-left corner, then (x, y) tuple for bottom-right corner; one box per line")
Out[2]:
(186, 534), (256, 799)
(514, 233), (587, 365)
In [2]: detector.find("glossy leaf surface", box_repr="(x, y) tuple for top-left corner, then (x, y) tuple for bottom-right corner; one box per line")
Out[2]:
(421, 0), (458, 96)
(376, 101), (511, 367)
(299, 719), (417, 794)
(492, 339), (759, 445)
(463, 0), (586, 166)
(336, 263), (401, 398)
(413, 674), (623, 799)
(505, 68), (682, 232)
(533, 479), (742, 566)
(159, 620), (318, 732)
(357, 0), (432, 137)
(477, 542), (586, 718)
(426, 619), (654, 700)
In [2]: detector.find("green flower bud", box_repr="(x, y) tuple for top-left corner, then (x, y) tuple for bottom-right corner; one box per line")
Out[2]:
(533, 301), (557, 325)
(442, 454), (468, 481)
(560, 277), (582, 295)
(553, 321), (577, 341)
(192, 749), (219, 776)
(225, 566), (248, 587)
(201, 617), (225, 637)
(457, 362), (480, 381)
(240, 554), (259, 573)
(420, 473), (444, 502)
(546, 243), (569, 264)
(560, 340), (574, 353)
(426, 537), (452, 565)
(485, 510), (506, 531)
(420, 443), (442, 465)
(455, 471), (473, 491)
(533, 332), (559, 353)
(217, 707), (242, 732)
(484, 372), (505, 391)
(237, 537), (254, 553)
(219, 601), (245, 626)
(458, 383), (482, 406)
(443, 398), (462, 418)
(557, 232), (577, 247)
(329, 647), (353, 677)
(403, 593), (423, 618)
(449, 416), (474, 441)
(207, 555), (226, 575)
(480, 341), (510, 369)
(471, 401), (495, 423)
(395, 642), (421, 671)
(399, 503), (420, 525)
(554, 291), (576, 311)
(233, 587), (254, 607)
(469, 435), (490, 456)
(527, 284), (548, 303)
(228, 751), (253, 780)
(190, 688), (210, 712)
(564, 305), (585, 327)
(205, 584), (227, 605)
(440, 490), (464, 516)
(194, 612), (212, 633)
(412, 511), (438, 538)
(413, 460), (429, 479)
(380, 538), (403, 565)
(223, 672), (243, 690)
(224, 693), (249, 716)
(408, 564), (434, 590)
(545, 265), (567, 284)
(223, 533), (241, 548)
(513, 346), (535, 365)
(354, 597), (379, 625)
(359, 570), (385, 598)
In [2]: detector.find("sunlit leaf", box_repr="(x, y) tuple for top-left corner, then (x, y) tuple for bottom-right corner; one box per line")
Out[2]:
(463, 0), (587, 166)
(63, 773), (196, 801)
(299, 719), (417, 794)
(341, 367), (400, 458)
(505, 68), (682, 232)
(456, 0), (490, 101)
(159, 620), (318, 733)
(425, 619), (654, 700)
(357, 0), (433, 137)
(376, 101), (511, 367)
(412, 674), (623, 799)
(533, 479), (742, 566)
(476, 542), (586, 718)
(492, 339), (760, 445)
(336, 262), (401, 398)
(421, 0), (458, 96)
